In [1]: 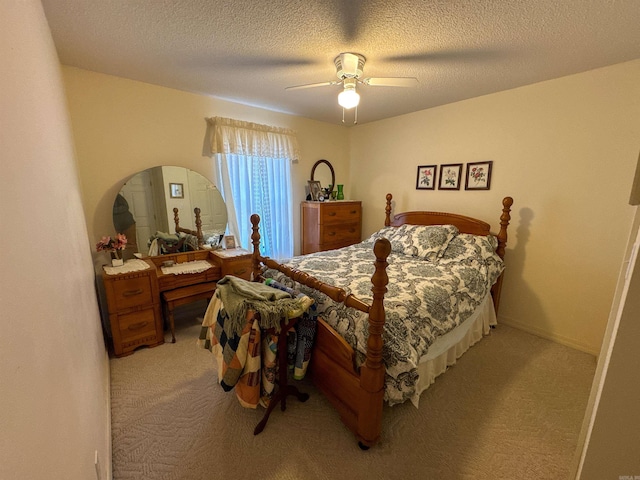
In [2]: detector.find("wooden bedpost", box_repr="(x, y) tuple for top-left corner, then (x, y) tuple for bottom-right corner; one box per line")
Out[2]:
(357, 237), (392, 448)
(496, 197), (513, 260)
(194, 207), (203, 248)
(491, 196), (513, 313)
(384, 193), (393, 227)
(173, 207), (180, 231)
(250, 214), (262, 281)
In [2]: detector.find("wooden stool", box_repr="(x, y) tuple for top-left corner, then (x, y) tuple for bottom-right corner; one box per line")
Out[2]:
(253, 316), (309, 435)
(162, 282), (217, 342)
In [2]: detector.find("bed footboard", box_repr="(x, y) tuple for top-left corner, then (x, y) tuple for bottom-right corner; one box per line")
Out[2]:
(250, 214), (391, 448)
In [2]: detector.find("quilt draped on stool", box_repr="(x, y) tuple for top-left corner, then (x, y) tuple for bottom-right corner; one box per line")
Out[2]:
(198, 277), (316, 408)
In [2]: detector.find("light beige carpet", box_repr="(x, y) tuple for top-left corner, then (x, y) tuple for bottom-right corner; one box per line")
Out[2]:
(110, 308), (596, 480)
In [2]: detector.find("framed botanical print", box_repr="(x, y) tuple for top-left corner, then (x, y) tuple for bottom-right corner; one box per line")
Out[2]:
(416, 165), (437, 190)
(438, 163), (463, 190)
(465, 161), (493, 190)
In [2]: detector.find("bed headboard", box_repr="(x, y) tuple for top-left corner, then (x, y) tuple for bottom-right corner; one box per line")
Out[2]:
(384, 193), (513, 313)
(383, 193), (513, 259)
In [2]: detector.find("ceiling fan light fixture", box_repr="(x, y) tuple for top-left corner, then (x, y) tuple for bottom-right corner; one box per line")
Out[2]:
(338, 78), (360, 109)
(338, 88), (360, 109)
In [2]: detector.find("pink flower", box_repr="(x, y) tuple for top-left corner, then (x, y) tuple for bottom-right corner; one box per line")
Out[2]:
(96, 233), (128, 252)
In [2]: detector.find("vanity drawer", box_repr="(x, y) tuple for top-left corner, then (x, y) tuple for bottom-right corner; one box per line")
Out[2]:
(117, 307), (157, 342)
(211, 249), (253, 281)
(114, 306), (163, 356)
(320, 202), (361, 224)
(220, 256), (252, 280)
(110, 275), (155, 311)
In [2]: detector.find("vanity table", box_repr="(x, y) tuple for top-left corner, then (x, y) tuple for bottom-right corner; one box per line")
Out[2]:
(102, 249), (253, 356)
(102, 166), (252, 356)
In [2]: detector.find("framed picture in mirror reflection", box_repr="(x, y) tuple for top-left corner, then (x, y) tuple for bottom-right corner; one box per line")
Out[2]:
(169, 183), (184, 198)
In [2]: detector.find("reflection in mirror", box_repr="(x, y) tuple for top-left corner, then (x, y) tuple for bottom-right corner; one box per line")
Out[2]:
(113, 166), (227, 255)
(310, 159), (335, 193)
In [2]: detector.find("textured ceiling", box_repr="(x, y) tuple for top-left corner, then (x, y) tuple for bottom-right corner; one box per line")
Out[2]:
(42, 0), (640, 126)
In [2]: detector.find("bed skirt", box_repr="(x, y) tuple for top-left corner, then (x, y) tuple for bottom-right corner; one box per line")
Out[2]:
(409, 294), (497, 407)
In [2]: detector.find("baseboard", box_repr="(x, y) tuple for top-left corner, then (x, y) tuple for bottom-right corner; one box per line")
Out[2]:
(498, 315), (600, 357)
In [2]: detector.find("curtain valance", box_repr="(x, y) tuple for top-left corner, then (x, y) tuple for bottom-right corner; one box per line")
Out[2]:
(203, 116), (300, 160)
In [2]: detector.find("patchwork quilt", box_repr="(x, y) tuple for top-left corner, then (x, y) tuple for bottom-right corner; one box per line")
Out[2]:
(198, 283), (317, 408)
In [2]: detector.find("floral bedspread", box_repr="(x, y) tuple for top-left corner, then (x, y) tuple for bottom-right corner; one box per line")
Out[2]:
(264, 227), (504, 406)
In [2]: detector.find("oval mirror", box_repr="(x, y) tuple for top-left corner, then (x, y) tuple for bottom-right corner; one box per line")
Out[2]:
(113, 166), (227, 255)
(310, 159), (335, 192)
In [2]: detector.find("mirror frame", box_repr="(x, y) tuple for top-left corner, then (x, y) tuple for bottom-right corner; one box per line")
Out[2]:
(310, 159), (335, 190)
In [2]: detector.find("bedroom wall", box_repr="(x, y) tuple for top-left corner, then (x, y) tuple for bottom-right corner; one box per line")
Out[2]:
(349, 60), (640, 355)
(61, 67), (350, 256)
(0, 2), (110, 479)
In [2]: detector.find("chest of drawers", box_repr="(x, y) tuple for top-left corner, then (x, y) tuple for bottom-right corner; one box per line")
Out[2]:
(301, 200), (362, 254)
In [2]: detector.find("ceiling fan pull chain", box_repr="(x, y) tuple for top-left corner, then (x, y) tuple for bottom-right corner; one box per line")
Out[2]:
(354, 106), (358, 124)
(342, 107), (345, 124)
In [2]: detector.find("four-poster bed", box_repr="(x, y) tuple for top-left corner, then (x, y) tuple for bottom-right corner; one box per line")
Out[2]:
(249, 193), (513, 448)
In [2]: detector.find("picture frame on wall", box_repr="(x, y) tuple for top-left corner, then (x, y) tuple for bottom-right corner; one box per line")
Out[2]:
(465, 161), (493, 190)
(438, 163), (463, 190)
(416, 165), (437, 190)
(169, 183), (184, 198)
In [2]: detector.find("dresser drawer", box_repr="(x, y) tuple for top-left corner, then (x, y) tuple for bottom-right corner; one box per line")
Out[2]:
(320, 222), (361, 244)
(110, 275), (155, 311)
(220, 256), (252, 280)
(117, 307), (158, 344)
(320, 203), (361, 224)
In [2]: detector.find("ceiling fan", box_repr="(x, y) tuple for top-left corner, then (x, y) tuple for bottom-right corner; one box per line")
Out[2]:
(285, 52), (418, 123)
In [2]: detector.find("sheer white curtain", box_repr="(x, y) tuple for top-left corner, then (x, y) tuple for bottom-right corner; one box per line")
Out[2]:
(203, 117), (298, 259)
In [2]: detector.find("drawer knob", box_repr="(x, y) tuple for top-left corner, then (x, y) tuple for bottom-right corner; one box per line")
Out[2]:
(328, 212), (337, 216)
(128, 321), (149, 331)
(234, 268), (248, 275)
(350, 210), (357, 214)
(123, 289), (143, 297)
(327, 232), (336, 236)
(349, 228), (356, 233)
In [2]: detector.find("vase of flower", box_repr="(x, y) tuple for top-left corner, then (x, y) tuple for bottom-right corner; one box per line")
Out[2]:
(110, 251), (124, 267)
(96, 233), (128, 267)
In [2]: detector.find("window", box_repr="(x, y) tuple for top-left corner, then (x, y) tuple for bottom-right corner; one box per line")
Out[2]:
(213, 153), (292, 258)
(204, 117), (299, 259)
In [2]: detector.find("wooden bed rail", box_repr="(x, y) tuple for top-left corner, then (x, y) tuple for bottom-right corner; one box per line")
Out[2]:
(250, 214), (375, 313)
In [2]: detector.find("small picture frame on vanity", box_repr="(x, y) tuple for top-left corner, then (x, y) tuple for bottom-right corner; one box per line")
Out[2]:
(224, 235), (236, 249)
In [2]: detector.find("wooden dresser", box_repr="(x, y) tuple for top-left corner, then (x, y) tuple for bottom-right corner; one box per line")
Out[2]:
(301, 200), (362, 254)
(102, 259), (164, 357)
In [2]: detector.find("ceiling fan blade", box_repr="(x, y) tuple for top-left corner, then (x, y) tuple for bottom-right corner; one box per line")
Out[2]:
(362, 77), (418, 87)
(285, 81), (338, 91)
